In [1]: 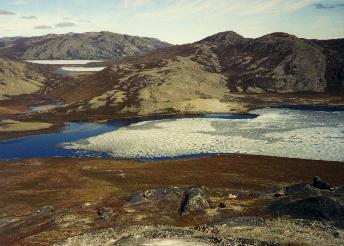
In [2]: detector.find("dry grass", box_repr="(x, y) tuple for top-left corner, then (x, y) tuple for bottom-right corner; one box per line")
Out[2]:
(221, 218), (344, 246)
(0, 119), (52, 132)
(0, 60), (45, 100)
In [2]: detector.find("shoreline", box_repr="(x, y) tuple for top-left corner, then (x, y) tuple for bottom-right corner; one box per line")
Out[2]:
(1, 99), (344, 141)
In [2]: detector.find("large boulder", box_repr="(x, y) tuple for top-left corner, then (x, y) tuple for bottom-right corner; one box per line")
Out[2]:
(285, 183), (322, 197)
(179, 187), (209, 216)
(270, 196), (344, 226)
(127, 187), (185, 205)
(127, 186), (210, 216)
(312, 176), (331, 189)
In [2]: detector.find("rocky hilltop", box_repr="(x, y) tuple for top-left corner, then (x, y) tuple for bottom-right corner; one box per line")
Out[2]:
(0, 32), (171, 60)
(49, 31), (343, 118)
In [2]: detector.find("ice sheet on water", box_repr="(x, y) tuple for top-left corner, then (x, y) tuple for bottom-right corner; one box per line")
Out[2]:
(60, 66), (106, 72)
(26, 60), (105, 65)
(63, 108), (344, 161)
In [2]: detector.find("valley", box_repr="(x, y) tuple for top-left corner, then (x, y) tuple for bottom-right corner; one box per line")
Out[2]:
(0, 29), (344, 245)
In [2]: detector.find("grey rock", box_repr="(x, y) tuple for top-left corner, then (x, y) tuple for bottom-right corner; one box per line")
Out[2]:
(312, 176), (331, 189)
(285, 183), (322, 197)
(333, 186), (344, 196)
(128, 187), (185, 205)
(97, 207), (113, 221)
(179, 187), (209, 216)
(270, 196), (344, 225)
(128, 186), (210, 216)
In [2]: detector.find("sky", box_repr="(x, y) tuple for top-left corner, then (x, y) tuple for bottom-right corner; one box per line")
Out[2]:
(0, 0), (344, 44)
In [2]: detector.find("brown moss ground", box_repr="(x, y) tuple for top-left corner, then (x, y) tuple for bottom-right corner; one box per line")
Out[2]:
(0, 155), (343, 245)
(1, 155), (343, 216)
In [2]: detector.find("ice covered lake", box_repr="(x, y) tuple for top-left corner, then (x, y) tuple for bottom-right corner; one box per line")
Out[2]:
(26, 60), (107, 74)
(0, 107), (343, 161)
(26, 60), (105, 65)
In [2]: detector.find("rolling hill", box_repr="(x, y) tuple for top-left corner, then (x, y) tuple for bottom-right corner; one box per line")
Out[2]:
(49, 31), (343, 118)
(0, 59), (45, 100)
(0, 32), (171, 60)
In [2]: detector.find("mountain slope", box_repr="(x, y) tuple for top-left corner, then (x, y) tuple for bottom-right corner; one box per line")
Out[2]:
(49, 31), (344, 117)
(0, 37), (22, 49)
(0, 59), (45, 100)
(0, 32), (171, 60)
(217, 32), (327, 93)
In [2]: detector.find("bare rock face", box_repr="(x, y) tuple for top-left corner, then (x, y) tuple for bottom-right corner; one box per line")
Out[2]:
(179, 187), (209, 215)
(271, 196), (344, 225)
(0, 32), (171, 60)
(127, 186), (210, 216)
(313, 39), (344, 93)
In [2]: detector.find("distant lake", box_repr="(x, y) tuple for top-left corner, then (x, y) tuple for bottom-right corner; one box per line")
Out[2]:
(60, 66), (106, 72)
(26, 60), (105, 65)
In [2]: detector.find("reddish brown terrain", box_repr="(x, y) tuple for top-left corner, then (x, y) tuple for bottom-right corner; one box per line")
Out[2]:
(0, 155), (343, 245)
(0, 31), (344, 245)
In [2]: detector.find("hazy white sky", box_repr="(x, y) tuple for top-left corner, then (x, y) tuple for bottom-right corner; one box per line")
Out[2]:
(0, 0), (344, 44)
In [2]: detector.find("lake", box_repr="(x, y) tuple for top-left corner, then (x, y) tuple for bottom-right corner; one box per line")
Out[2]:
(1, 108), (343, 161)
(0, 114), (255, 160)
(26, 60), (105, 65)
(26, 60), (107, 74)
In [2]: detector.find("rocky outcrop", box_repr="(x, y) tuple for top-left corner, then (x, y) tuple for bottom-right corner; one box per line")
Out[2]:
(128, 186), (210, 216)
(312, 176), (331, 189)
(179, 187), (209, 215)
(128, 186), (185, 205)
(312, 39), (344, 93)
(0, 32), (171, 60)
(285, 183), (323, 197)
(271, 177), (344, 227)
(271, 196), (344, 226)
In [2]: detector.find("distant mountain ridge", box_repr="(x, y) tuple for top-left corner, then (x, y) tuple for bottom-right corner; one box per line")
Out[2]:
(48, 31), (343, 118)
(0, 37), (23, 49)
(0, 32), (171, 60)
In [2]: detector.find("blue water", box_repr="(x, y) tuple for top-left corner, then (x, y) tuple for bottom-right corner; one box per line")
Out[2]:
(0, 114), (255, 160)
(51, 69), (66, 75)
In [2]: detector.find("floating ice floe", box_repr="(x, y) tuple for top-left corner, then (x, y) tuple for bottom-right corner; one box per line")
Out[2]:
(63, 108), (344, 161)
